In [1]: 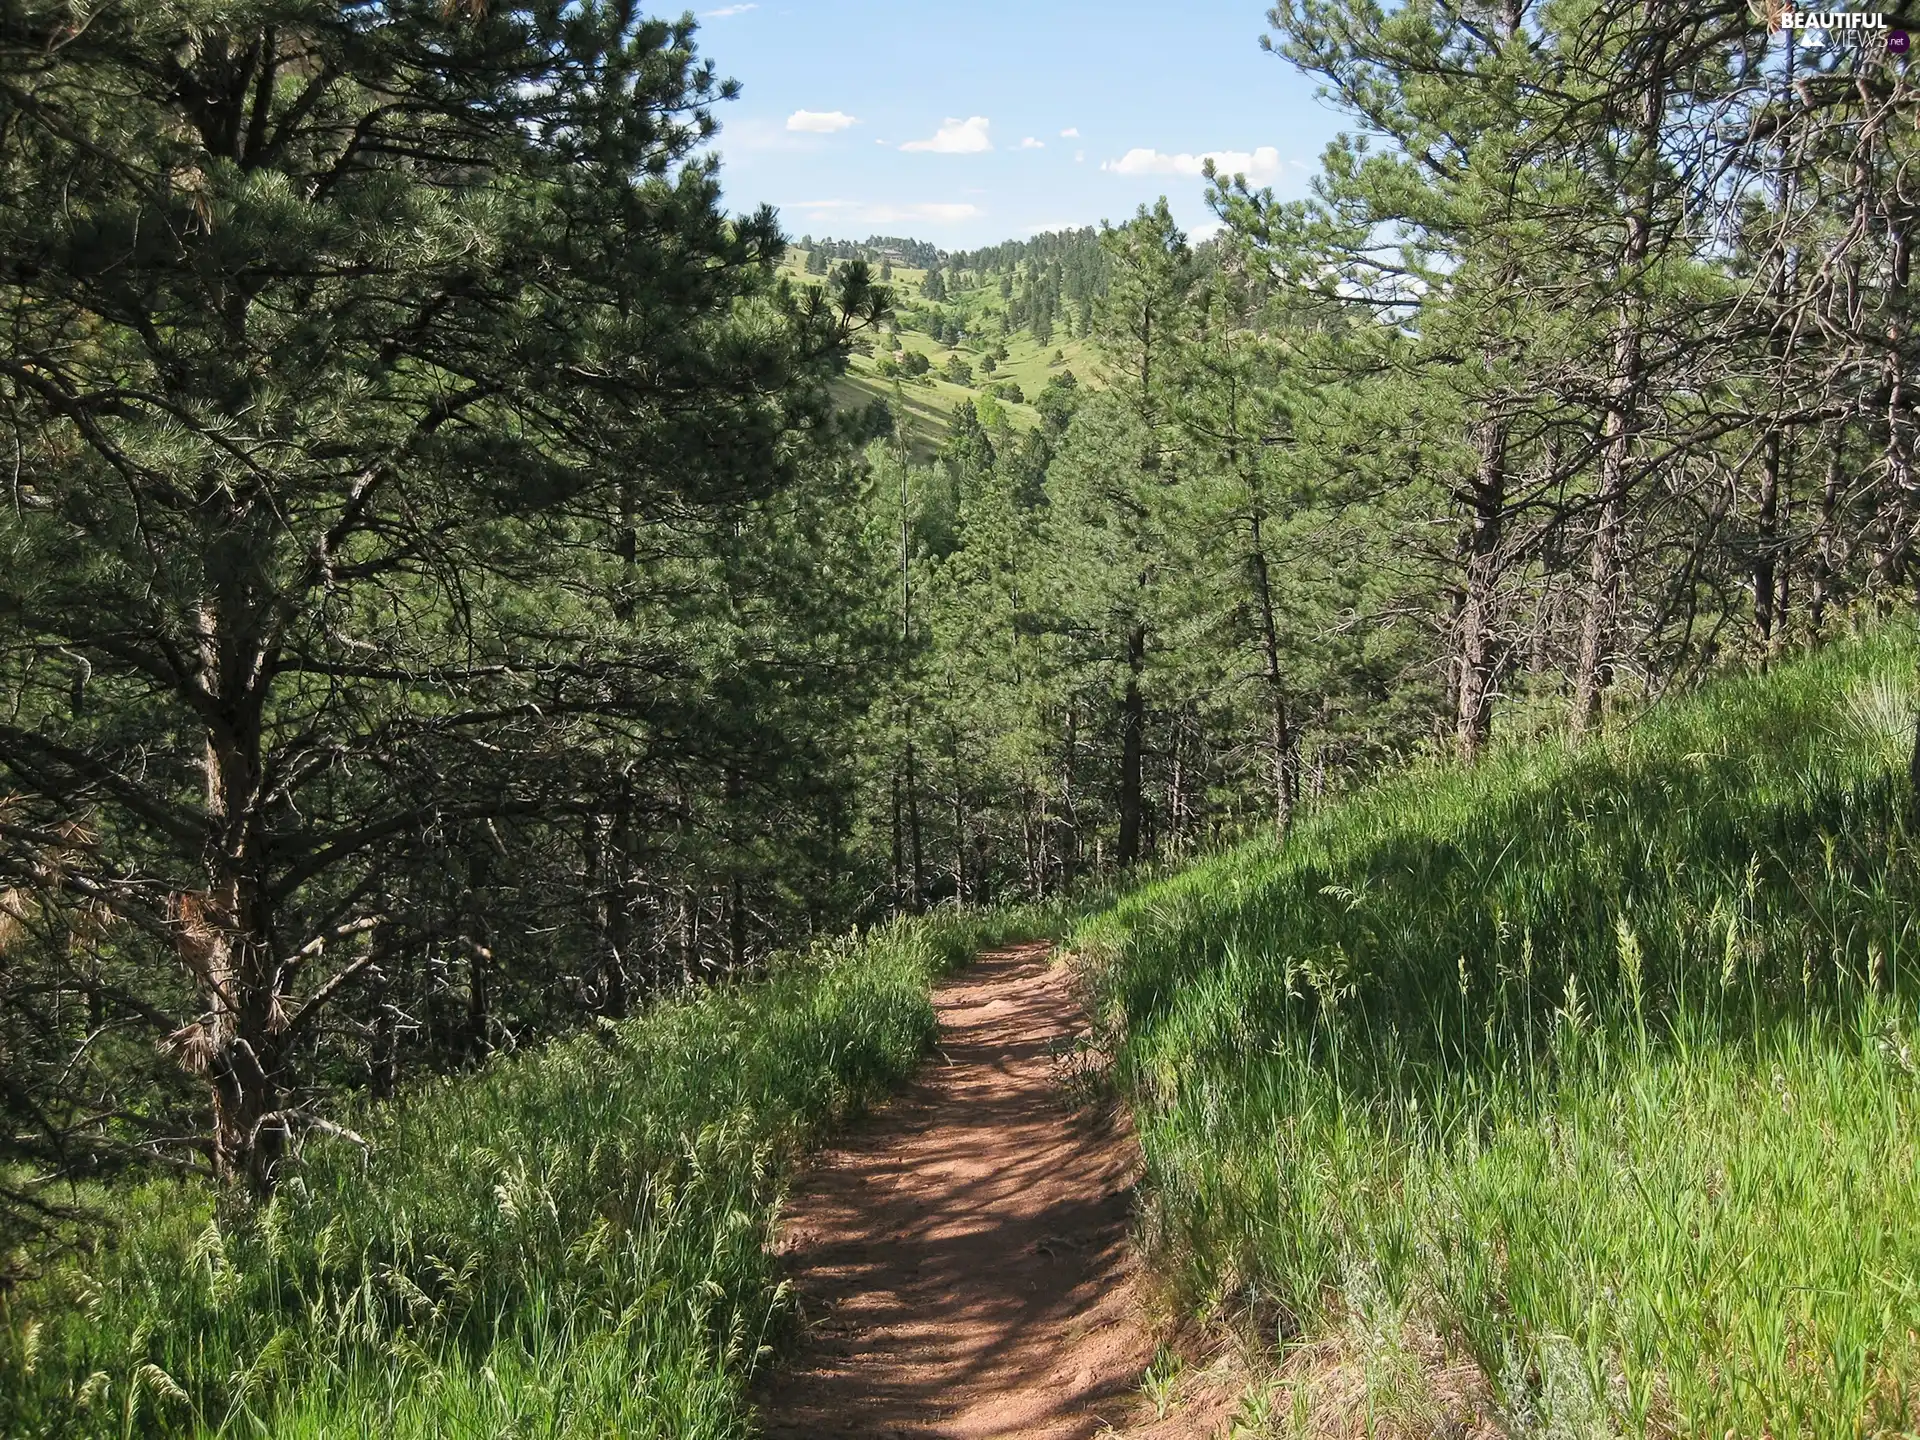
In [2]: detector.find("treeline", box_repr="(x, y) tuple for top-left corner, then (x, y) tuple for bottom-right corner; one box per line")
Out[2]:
(949, 227), (1106, 276)
(919, 228), (1110, 344)
(871, 0), (1916, 907)
(798, 233), (943, 271)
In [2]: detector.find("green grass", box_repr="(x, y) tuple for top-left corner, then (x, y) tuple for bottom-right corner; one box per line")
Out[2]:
(0, 907), (1054, 1438)
(1080, 629), (1920, 1438)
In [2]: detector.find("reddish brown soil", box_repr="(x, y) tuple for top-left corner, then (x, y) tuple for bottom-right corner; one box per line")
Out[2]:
(756, 942), (1162, 1440)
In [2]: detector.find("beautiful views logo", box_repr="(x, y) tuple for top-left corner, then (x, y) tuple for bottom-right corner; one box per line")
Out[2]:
(1758, 2), (1911, 49)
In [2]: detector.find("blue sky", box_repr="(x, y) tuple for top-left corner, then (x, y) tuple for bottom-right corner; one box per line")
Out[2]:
(692, 0), (1347, 251)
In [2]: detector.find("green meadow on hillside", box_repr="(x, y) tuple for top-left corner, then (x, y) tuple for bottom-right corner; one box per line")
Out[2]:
(1081, 631), (1920, 1438)
(782, 248), (1097, 455)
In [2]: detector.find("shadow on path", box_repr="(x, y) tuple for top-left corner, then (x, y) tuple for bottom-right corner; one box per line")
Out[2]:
(756, 942), (1153, 1440)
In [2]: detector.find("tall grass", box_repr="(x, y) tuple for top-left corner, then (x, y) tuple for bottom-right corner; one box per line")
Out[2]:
(1083, 631), (1920, 1437)
(0, 908), (1038, 1438)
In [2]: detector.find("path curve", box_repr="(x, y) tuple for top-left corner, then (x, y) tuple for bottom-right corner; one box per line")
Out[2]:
(757, 941), (1154, 1440)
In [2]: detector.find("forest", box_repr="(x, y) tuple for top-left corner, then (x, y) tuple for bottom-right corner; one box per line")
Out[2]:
(0, 0), (1916, 1435)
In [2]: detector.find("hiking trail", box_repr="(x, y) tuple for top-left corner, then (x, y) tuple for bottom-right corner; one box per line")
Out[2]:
(757, 941), (1203, 1440)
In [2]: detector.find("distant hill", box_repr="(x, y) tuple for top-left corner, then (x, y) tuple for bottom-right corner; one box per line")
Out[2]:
(782, 229), (1112, 457)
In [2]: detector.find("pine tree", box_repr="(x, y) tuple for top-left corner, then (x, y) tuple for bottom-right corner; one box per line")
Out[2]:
(0, 0), (883, 1190)
(1044, 203), (1198, 867)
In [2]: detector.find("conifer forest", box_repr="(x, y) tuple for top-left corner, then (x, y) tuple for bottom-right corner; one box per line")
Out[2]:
(1, 2), (1917, 1436)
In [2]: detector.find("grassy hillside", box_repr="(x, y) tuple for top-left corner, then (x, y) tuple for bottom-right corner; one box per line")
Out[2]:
(782, 247), (1099, 457)
(0, 910), (1052, 1439)
(1081, 631), (1920, 1438)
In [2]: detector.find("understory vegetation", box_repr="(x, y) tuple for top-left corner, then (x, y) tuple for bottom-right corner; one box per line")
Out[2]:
(0, 909), (1049, 1439)
(1082, 632), (1920, 1438)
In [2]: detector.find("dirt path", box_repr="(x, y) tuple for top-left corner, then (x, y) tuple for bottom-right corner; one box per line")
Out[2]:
(757, 942), (1159, 1440)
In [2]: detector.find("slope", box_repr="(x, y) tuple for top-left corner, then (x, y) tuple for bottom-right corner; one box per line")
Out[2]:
(0, 913), (1052, 1439)
(781, 235), (1105, 457)
(1078, 629), (1920, 1437)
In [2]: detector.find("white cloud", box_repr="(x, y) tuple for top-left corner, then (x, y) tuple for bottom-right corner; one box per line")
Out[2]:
(1060, 126), (1080, 138)
(1074, 149), (1085, 163)
(901, 116), (993, 154)
(787, 109), (858, 134)
(1019, 136), (1045, 150)
(1101, 145), (1285, 181)
(783, 199), (983, 225)
(701, 2), (757, 14)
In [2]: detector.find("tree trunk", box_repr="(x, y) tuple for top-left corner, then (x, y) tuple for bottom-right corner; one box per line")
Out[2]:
(464, 939), (490, 1061)
(173, 597), (287, 1196)
(1456, 418), (1508, 761)
(1885, 210), (1917, 817)
(1572, 61), (1665, 735)
(179, 872), (286, 1196)
(460, 844), (492, 1060)
(949, 725), (967, 906)
(905, 739), (926, 912)
(1058, 705), (1080, 888)
(368, 919), (398, 1100)
(677, 884), (696, 985)
(1573, 474), (1628, 735)
(1754, 118), (1801, 663)
(726, 766), (748, 971)
(605, 783), (632, 1017)
(1809, 423), (1844, 636)
(728, 873), (747, 972)
(1023, 789), (1043, 900)
(1754, 428), (1784, 662)
(890, 765), (905, 915)
(1454, 2), (1523, 756)
(1117, 623), (1147, 867)
(1246, 528), (1297, 835)
(587, 805), (629, 1019)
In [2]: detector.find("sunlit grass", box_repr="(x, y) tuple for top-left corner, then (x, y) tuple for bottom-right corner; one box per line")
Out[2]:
(0, 908), (1048, 1438)
(1083, 629), (1920, 1437)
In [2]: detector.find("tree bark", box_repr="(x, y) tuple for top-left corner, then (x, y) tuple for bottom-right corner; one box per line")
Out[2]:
(677, 884), (697, 985)
(172, 588), (287, 1195)
(1809, 422), (1846, 636)
(728, 873), (747, 973)
(1754, 100), (1798, 665)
